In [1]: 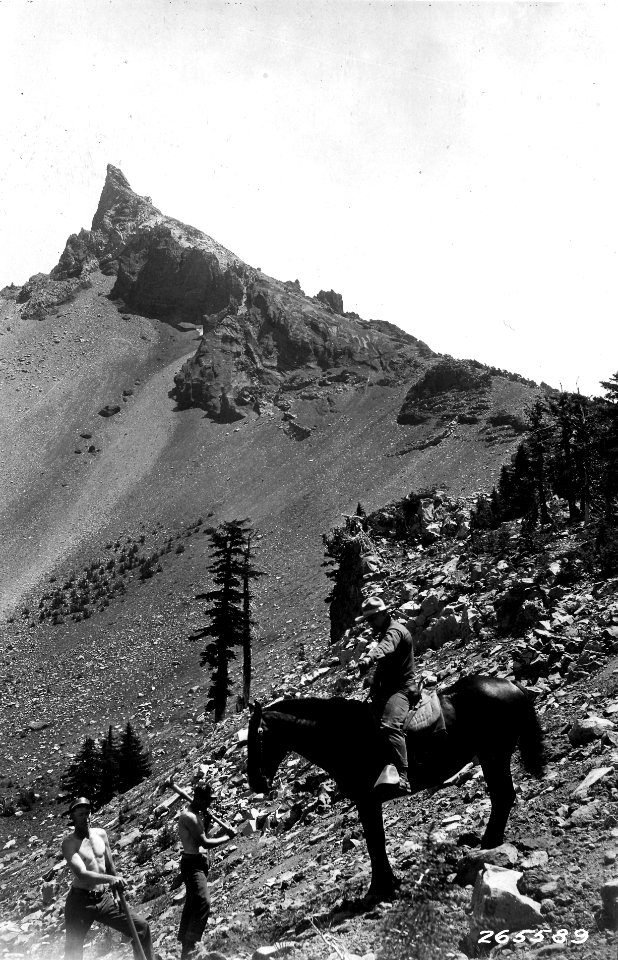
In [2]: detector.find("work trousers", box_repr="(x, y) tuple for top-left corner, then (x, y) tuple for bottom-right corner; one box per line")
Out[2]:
(177, 853), (211, 949)
(374, 689), (412, 772)
(64, 887), (153, 960)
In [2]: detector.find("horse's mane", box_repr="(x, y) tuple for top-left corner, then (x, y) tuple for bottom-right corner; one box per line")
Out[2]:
(264, 696), (371, 728)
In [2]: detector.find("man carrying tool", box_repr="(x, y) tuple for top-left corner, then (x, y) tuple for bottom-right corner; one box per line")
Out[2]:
(176, 781), (236, 960)
(61, 797), (153, 960)
(357, 596), (419, 796)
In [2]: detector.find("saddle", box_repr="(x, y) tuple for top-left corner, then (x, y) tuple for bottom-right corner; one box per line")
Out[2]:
(402, 689), (446, 736)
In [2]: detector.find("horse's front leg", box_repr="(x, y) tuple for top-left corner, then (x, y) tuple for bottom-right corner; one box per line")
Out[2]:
(478, 753), (516, 848)
(355, 795), (399, 900)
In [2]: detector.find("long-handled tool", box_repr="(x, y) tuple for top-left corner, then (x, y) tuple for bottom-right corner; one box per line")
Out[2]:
(106, 847), (148, 960)
(163, 778), (236, 835)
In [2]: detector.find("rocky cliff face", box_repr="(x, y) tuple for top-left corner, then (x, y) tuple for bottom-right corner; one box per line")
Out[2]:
(12, 165), (442, 421)
(172, 273), (434, 421)
(9, 164), (541, 435)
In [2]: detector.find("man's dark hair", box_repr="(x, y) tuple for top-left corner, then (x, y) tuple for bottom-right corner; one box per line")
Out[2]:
(192, 783), (213, 808)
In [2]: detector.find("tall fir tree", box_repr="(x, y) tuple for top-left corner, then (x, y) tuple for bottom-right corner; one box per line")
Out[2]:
(192, 521), (248, 721)
(496, 444), (536, 522)
(598, 373), (618, 524)
(61, 737), (102, 806)
(547, 392), (579, 521)
(571, 395), (594, 522)
(240, 530), (264, 707)
(97, 726), (120, 806)
(526, 400), (551, 525)
(118, 721), (151, 791)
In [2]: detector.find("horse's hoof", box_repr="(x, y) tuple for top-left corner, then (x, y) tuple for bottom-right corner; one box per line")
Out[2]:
(479, 838), (504, 850)
(366, 882), (399, 903)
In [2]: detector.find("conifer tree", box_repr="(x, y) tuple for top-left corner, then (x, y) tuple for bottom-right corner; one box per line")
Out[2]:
(118, 721), (151, 791)
(61, 737), (102, 806)
(193, 521), (248, 721)
(571, 395), (594, 522)
(598, 373), (618, 524)
(547, 392), (579, 521)
(526, 400), (551, 525)
(97, 726), (120, 806)
(496, 445), (536, 521)
(240, 530), (264, 707)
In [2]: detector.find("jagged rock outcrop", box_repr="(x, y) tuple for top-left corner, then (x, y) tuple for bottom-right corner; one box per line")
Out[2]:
(316, 289), (344, 314)
(51, 165), (164, 280)
(12, 164), (438, 422)
(10, 165), (537, 430)
(110, 227), (246, 324)
(397, 358), (493, 425)
(172, 274), (431, 421)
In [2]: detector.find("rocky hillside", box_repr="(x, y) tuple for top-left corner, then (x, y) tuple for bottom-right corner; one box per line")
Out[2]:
(0, 164), (542, 617)
(0, 164), (576, 956)
(2, 493), (618, 959)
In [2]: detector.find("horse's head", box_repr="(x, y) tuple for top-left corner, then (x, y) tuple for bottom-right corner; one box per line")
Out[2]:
(247, 701), (287, 794)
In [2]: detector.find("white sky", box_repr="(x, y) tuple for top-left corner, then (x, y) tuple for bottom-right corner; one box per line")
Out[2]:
(1, 1), (616, 396)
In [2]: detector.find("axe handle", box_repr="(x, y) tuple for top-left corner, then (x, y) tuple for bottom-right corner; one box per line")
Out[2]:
(166, 780), (235, 835)
(106, 849), (148, 960)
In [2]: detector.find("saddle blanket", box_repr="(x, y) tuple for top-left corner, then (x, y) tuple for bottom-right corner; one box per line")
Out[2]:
(403, 689), (445, 735)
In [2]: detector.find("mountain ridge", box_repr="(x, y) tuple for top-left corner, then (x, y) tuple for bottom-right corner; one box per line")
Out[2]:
(0, 162), (542, 782)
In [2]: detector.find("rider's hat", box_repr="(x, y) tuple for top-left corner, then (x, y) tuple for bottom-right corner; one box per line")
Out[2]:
(355, 596), (388, 622)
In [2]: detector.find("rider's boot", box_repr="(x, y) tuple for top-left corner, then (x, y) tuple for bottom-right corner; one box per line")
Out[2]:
(374, 764), (410, 797)
(398, 767), (411, 794)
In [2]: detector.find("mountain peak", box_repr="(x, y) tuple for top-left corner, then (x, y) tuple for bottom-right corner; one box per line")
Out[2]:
(105, 163), (131, 188)
(91, 163), (159, 232)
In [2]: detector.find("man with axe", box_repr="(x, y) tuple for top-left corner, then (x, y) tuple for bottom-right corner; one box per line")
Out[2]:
(61, 797), (153, 960)
(166, 779), (236, 960)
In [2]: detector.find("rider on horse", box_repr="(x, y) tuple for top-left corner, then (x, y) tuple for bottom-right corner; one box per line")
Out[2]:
(357, 596), (420, 795)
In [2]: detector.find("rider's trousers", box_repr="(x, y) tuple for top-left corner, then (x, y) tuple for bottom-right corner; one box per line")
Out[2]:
(374, 689), (411, 772)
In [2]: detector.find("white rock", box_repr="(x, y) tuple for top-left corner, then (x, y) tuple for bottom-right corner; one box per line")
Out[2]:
(570, 766), (613, 797)
(471, 864), (542, 930)
(520, 850), (549, 869)
(568, 717), (615, 746)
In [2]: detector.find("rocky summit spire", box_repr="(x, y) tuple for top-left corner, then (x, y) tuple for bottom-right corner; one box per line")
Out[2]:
(91, 164), (160, 233)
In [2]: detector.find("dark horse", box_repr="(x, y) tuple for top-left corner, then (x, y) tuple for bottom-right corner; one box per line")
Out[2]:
(247, 675), (544, 899)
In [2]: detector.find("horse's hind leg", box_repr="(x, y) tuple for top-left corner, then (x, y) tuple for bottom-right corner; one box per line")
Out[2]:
(478, 753), (516, 849)
(355, 796), (398, 900)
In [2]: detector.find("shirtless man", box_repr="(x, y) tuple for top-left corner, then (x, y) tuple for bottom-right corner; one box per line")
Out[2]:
(61, 797), (153, 960)
(176, 782), (236, 960)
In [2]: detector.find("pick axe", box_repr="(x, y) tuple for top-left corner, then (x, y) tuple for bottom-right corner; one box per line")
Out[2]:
(106, 848), (148, 960)
(163, 778), (236, 836)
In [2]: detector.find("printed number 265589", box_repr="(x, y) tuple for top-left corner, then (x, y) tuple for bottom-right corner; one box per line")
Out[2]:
(477, 929), (589, 945)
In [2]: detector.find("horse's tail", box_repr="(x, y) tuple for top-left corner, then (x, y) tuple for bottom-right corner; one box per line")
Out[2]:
(516, 689), (545, 779)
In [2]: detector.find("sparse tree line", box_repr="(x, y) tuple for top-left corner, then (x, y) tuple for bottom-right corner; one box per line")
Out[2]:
(472, 374), (618, 571)
(14, 517), (209, 628)
(61, 722), (151, 809)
